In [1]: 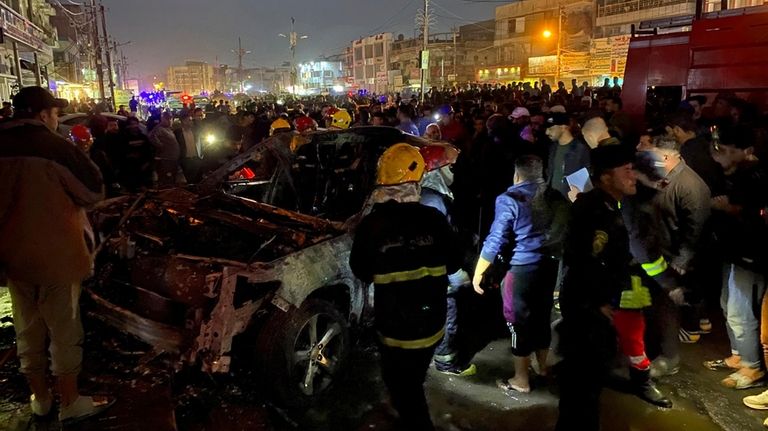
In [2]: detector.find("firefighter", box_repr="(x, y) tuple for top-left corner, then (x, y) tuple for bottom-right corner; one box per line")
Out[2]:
(269, 118), (291, 136)
(556, 145), (672, 431)
(350, 143), (464, 430)
(326, 107), (352, 130)
(418, 144), (476, 377)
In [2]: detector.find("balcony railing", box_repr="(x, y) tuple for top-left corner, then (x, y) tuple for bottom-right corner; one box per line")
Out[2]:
(598, 0), (692, 17)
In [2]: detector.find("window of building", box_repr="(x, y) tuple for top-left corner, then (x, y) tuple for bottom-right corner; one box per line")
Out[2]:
(354, 47), (363, 60)
(365, 45), (374, 58)
(508, 19), (516, 34)
(365, 65), (374, 77)
(354, 66), (364, 78)
(374, 42), (384, 57)
(324, 70), (334, 77)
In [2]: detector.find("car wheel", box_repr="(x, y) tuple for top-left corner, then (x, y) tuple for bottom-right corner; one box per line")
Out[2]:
(257, 298), (349, 407)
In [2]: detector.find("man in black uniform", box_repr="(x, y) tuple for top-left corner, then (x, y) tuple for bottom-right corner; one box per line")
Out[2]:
(350, 143), (464, 430)
(556, 145), (671, 431)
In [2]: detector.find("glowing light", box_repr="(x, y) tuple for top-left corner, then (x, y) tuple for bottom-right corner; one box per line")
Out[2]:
(332, 85), (344, 92)
(244, 84), (253, 91)
(496, 68), (502, 75)
(276, 99), (285, 105)
(205, 134), (217, 145)
(543, 30), (553, 38)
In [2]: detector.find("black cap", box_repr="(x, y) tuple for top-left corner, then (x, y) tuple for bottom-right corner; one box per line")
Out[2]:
(13, 86), (68, 115)
(590, 145), (635, 177)
(544, 112), (570, 128)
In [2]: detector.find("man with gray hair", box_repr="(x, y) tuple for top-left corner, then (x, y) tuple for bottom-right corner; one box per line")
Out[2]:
(582, 116), (620, 148)
(624, 134), (711, 376)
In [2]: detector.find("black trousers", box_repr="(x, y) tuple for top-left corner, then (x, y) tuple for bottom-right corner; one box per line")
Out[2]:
(378, 343), (437, 431)
(555, 310), (617, 431)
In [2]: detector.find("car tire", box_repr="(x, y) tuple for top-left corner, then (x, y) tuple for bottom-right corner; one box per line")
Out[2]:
(256, 298), (350, 407)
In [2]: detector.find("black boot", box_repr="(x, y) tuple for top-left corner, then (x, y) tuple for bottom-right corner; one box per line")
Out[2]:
(630, 368), (673, 408)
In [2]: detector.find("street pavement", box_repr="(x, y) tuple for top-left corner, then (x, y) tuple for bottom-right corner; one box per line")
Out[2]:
(1, 285), (766, 430)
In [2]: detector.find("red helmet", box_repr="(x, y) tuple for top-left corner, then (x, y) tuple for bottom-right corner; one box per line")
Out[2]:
(294, 116), (318, 133)
(70, 124), (92, 143)
(419, 144), (459, 172)
(325, 107), (339, 118)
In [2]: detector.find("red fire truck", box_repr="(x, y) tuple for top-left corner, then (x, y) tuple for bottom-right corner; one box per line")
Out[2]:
(622, 3), (768, 130)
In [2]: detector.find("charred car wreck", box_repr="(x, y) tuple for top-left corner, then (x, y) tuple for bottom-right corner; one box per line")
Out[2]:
(86, 127), (441, 405)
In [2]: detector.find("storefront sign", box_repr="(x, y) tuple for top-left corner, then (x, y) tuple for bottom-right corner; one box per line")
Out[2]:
(0, 3), (52, 57)
(528, 55), (558, 76)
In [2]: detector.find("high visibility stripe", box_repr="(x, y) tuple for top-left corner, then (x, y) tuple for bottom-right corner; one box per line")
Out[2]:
(434, 352), (456, 363)
(379, 328), (446, 349)
(373, 266), (447, 285)
(641, 256), (668, 277)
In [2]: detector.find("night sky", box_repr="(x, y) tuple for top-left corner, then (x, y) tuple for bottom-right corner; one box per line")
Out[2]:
(102, 0), (495, 78)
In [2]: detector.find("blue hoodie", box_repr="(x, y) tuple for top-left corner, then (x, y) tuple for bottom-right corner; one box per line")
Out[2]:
(480, 180), (548, 266)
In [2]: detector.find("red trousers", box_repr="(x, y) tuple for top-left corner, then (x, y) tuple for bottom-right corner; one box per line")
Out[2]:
(613, 309), (651, 370)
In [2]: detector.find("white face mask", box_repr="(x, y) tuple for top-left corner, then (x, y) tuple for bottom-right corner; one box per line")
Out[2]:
(440, 165), (454, 187)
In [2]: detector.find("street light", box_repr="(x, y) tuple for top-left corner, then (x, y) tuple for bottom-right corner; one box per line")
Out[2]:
(542, 30), (553, 38)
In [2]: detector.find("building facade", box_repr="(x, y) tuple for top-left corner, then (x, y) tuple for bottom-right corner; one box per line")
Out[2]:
(494, 0), (766, 85)
(350, 33), (393, 94)
(166, 61), (215, 94)
(0, 0), (57, 102)
(297, 60), (343, 94)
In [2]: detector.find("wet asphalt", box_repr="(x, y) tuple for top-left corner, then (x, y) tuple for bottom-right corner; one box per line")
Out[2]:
(1, 286), (766, 431)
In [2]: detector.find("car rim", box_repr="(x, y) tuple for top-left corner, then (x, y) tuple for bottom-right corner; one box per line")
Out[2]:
(292, 313), (344, 396)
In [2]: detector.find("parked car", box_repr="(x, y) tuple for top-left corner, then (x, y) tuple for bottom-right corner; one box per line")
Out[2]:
(58, 113), (147, 137)
(85, 127), (446, 406)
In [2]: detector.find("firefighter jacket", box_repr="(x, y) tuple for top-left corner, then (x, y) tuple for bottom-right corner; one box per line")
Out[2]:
(623, 161), (711, 290)
(350, 200), (463, 349)
(559, 188), (637, 315)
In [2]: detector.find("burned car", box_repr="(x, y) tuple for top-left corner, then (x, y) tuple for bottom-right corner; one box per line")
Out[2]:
(85, 127), (441, 406)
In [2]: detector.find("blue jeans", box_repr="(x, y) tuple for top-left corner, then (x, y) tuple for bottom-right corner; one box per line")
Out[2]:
(720, 264), (767, 369)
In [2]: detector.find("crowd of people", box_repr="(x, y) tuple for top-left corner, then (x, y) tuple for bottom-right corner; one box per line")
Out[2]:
(1, 81), (767, 430)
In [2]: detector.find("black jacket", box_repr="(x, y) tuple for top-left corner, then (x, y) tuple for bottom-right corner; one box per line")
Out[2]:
(560, 188), (633, 315)
(350, 201), (462, 347)
(715, 162), (768, 273)
(680, 135), (725, 196)
(547, 138), (591, 199)
(623, 161), (711, 289)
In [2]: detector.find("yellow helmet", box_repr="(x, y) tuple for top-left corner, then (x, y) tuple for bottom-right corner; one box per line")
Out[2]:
(330, 109), (352, 129)
(270, 118), (291, 136)
(376, 143), (426, 186)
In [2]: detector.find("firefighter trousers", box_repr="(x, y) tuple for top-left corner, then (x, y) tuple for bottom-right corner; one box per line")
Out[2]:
(378, 343), (437, 431)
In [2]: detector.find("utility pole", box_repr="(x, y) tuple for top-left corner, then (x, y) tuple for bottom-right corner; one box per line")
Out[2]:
(100, 2), (115, 111)
(419, 0), (430, 103)
(90, 0), (105, 103)
(452, 27), (457, 77)
(231, 37), (251, 93)
(556, 5), (563, 83)
(279, 18), (308, 96)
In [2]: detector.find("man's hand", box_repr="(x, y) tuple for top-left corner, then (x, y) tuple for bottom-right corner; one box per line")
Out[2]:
(472, 273), (485, 295)
(600, 304), (614, 321)
(567, 185), (581, 203)
(668, 287), (686, 306)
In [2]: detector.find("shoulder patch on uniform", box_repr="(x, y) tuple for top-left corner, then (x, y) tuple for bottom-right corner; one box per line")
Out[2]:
(592, 230), (609, 255)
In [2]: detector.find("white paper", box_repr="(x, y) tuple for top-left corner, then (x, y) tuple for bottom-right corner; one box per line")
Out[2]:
(565, 168), (593, 202)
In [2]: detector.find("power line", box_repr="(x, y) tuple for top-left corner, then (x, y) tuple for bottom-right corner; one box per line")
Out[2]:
(430, 0), (495, 34)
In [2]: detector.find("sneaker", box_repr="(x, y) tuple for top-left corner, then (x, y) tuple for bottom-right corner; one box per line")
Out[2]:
(745, 390), (768, 410)
(679, 328), (701, 344)
(699, 318), (713, 334)
(437, 363), (477, 377)
(30, 393), (52, 417)
(650, 357), (680, 379)
(59, 395), (116, 425)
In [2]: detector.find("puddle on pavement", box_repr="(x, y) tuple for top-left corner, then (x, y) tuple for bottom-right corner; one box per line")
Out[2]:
(601, 390), (721, 431)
